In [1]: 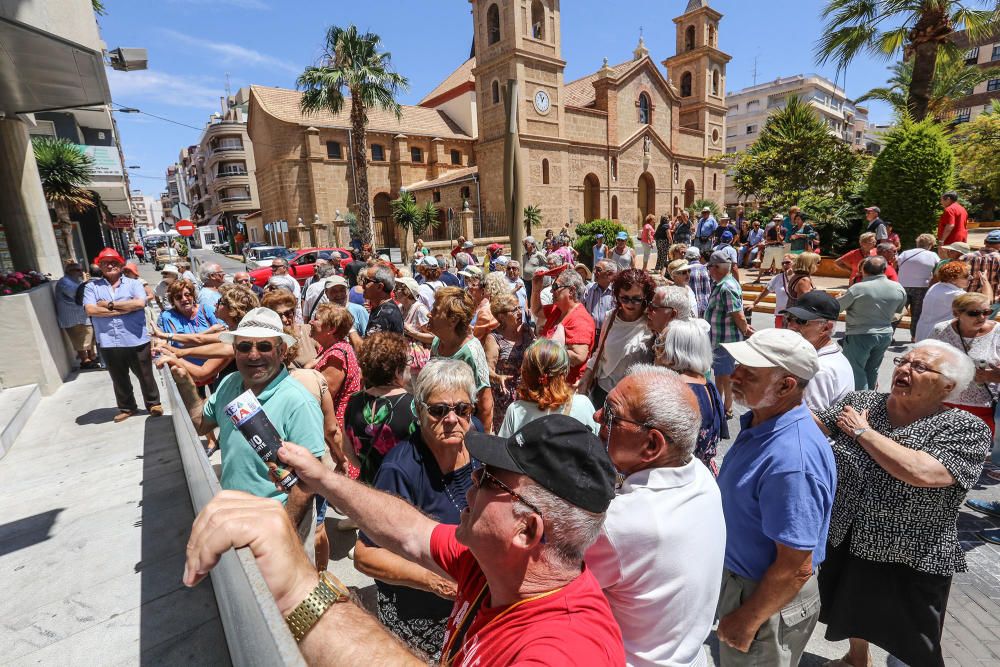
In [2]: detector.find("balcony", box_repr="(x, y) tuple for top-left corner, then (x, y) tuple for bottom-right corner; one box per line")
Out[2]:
(219, 194), (252, 203)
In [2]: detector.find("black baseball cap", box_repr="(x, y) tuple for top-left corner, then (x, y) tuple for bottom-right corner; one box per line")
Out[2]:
(464, 415), (616, 514)
(781, 290), (840, 321)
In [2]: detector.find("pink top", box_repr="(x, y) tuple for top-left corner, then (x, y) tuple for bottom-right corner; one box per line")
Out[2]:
(314, 340), (361, 428)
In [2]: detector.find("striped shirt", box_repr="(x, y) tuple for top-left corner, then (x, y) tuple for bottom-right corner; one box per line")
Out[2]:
(704, 275), (744, 346)
(964, 250), (1000, 301)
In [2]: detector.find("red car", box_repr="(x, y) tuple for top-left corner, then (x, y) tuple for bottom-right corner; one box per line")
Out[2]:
(248, 247), (354, 288)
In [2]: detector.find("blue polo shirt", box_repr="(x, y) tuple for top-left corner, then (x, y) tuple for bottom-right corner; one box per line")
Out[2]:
(717, 402), (836, 581)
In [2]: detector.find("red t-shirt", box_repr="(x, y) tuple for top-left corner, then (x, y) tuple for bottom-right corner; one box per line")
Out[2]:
(430, 525), (624, 667)
(885, 263), (898, 282)
(937, 202), (968, 245)
(539, 304), (595, 383)
(837, 248), (866, 283)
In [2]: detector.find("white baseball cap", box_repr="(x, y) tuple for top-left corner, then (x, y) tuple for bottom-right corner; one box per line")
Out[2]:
(721, 328), (819, 380)
(396, 276), (421, 298)
(219, 307), (297, 346)
(323, 275), (349, 289)
(161, 264), (179, 275)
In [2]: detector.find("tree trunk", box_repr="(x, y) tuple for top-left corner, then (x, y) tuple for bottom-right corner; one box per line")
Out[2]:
(908, 40), (939, 121)
(350, 98), (373, 248)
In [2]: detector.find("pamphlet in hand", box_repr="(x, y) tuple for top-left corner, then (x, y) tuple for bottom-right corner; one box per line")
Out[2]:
(224, 389), (299, 491)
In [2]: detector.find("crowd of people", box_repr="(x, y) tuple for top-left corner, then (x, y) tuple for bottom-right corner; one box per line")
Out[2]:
(65, 189), (999, 667)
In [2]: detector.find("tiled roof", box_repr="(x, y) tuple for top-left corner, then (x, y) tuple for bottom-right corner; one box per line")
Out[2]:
(250, 85), (473, 140)
(563, 59), (642, 108)
(405, 166), (478, 192)
(420, 58), (476, 106)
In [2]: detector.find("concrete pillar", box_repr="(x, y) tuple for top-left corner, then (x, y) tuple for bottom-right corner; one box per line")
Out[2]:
(0, 119), (64, 275)
(460, 208), (475, 242)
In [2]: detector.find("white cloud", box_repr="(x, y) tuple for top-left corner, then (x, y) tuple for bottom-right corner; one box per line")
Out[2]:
(167, 0), (269, 10)
(107, 69), (222, 111)
(160, 29), (300, 76)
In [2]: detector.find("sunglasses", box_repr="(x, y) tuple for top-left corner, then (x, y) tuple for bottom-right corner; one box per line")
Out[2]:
(271, 264), (287, 270)
(420, 401), (474, 419)
(471, 467), (545, 521)
(618, 295), (647, 306)
(647, 303), (674, 313)
(235, 340), (276, 354)
(784, 314), (816, 326)
(275, 309), (296, 320)
(962, 309), (992, 318)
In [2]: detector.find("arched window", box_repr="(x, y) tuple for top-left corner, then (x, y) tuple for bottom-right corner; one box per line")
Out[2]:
(708, 25), (716, 46)
(610, 156), (618, 181)
(491, 80), (500, 104)
(487, 4), (501, 45)
(712, 69), (721, 96)
(542, 158), (550, 184)
(680, 72), (692, 97)
(685, 26), (696, 51)
(673, 163), (679, 184)
(684, 180), (696, 208)
(531, 0), (544, 40)
(638, 93), (651, 124)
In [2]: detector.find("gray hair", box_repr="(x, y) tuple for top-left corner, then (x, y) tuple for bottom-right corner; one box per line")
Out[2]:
(554, 267), (586, 301)
(370, 264), (396, 292)
(652, 285), (692, 321)
(861, 255), (887, 276)
(876, 242), (896, 255)
(506, 259), (521, 271)
(314, 263), (336, 280)
(199, 262), (223, 282)
(657, 319), (713, 376)
(484, 271), (510, 300)
(910, 340), (975, 401)
(627, 364), (701, 456)
(595, 260), (618, 275)
(546, 252), (566, 267)
(413, 359), (476, 417)
(455, 252), (472, 270)
(329, 251), (342, 261)
(511, 481), (605, 570)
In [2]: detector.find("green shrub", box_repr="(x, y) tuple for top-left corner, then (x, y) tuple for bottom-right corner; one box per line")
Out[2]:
(865, 117), (954, 247)
(572, 219), (632, 268)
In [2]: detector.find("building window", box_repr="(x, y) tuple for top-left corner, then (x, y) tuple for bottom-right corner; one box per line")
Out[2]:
(965, 47), (980, 64)
(711, 128), (720, 143)
(531, 1), (544, 40)
(487, 3), (501, 45)
(680, 72), (692, 97)
(988, 79), (1000, 92)
(411, 147), (424, 163)
(725, 146), (737, 154)
(433, 190), (441, 203)
(955, 107), (971, 123)
(450, 149), (462, 165)
(712, 70), (721, 96)
(712, 173), (717, 190)
(491, 80), (500, 104)
(460, 186), (471, 199)
(542, 158), (550, 184)
(993, 44), (1000, 61)
(371, 144), (385, 161)
(638, 93), (651, 124)
(747, 99), (760, 110)
(708, 25), (716, 47)
(746, 125), (757, 135)
(673, 163), (679, 184)
(685, 25), (695, 51)
(610, 156), (618, 181)
(326, 141), (342, 159)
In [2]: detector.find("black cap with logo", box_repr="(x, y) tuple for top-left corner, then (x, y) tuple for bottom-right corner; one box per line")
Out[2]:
(780, 290), (841, 322)
(464, 415), (616, 514)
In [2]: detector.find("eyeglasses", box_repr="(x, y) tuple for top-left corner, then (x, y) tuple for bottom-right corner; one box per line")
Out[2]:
(600, 400), (652, 430)
(892, 357), (943, 375)
(420, 401), (474, 419)
(275, 309), (296, 321)
(647, 303), (674, 313)
(618, 295), (647, 306)
(271, 264), (287, 270)
(235, 340), (276, 354)
(962, 309), (992, 318)
(781, 261), (793, 265)
(471, 466), (545, 520)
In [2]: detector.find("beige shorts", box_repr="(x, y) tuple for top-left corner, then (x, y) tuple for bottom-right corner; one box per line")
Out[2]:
(65, 324), (94, 352)
(760, 245), (785, 271)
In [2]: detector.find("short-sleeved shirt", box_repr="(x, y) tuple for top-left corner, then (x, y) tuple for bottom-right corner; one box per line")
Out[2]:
(366, 300), (404, 336)
(896, 248), (938, 288)
(640, 224), (655, 244)
(582, 282), (615, 334)
(704, 274), (744, 347)
(539, 304), (596, 383)
(837, 248), (870, 284)
(964, 250), (1000, 299)
(431, 337), (491, 392)
(158, 305), (221, 367)
(497, 395), (599, 437)
(344, 391), (416, 484)
(198, 287), (222, 311)
(816, 392), (989, 575)
(837, 275), (907, 336)
(937, 202), (968, 245)
(914, 281), (965, 341)
(804, 342), (855, 412)
(717, 402), (837, 581)
(55, 275), (88, 328)
(788, 224), (817, 253)
(203, 367), (325, 504)
(83, 276), (150, 348)
(553, 246), (575, 265)
(431, 524), (625, 666)
(766, 272), (789, 313)
(688, 263), (713, 317)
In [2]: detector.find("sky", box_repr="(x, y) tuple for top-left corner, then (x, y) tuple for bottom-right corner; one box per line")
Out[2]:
(96, 0), (899, 198)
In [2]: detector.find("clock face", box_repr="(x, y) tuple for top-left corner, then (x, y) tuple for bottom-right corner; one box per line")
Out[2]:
(533, 90), (550, 114)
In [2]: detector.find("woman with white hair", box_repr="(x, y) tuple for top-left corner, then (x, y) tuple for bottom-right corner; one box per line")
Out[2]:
(813, 339), (991, 667)
(353, 359), (476, 660)
(655, 319), (726, 473)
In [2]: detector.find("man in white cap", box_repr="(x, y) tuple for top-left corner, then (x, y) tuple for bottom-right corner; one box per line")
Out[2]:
(168, 307), (325, 524)
(305, 275), (369, 339)
(715, 328), (836, 665)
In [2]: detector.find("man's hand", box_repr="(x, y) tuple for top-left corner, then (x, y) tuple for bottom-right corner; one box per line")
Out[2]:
(717, 606), (761, 653)
(278, 441), (335, 496)
(169, 361), (192, 385)
(184, 490), (319, 616)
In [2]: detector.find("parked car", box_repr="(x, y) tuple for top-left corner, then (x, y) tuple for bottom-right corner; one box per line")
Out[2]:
(241, 242), (267, 261)
(248, 247), (354, 288)
(154, 246), (181, 271)
(244, 245), (291, 269)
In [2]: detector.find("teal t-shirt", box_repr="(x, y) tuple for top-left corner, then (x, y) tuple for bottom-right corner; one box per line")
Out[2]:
(204, 366), (325, 504)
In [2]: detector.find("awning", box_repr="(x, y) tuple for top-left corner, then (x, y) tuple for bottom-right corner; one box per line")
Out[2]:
(0, 16), (111, 115)
(203, 212), (223, 228)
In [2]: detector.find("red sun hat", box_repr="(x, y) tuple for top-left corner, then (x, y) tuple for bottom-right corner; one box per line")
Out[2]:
(95, 248), (125, 266)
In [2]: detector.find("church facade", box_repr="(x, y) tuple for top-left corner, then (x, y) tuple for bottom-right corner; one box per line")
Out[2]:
(247, 0), (729, 246)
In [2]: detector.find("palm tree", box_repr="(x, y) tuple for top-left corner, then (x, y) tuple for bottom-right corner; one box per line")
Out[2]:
(523, 205), (543, 236)
(297, 25), (409, 246)
(32, 137), (95, 261)
(857, 57), (1000, 118)
(816, 0), (1000, 121)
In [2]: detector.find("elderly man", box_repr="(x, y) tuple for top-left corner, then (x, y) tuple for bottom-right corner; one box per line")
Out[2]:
(875, 242), (899, 281)
(234, 271), (265, 298)
(647, 284), (695, 341)
(782, 291), (854, 412)
(738, 219), (764, 269)
(269, 257), (300, 294)
(965, 229), (1000, 300)
(197, 262), (226, 310)
(694, 207), (718, 253)
(587, 366), (725, 666)
(757, 215), (786, 279)
(363, 265), (404, 335)
(937, 190), (968, 249)
(302, 263), (338, 319)
(583, 260), (618, 335)
(864, 206), (888, 241)
(169, 307), (324, 524)
(521, 236), (546, 303)
(83, 248), (162, 422)
(308, 275), (369, 339)
(715, 329), (837, 665)
(154, 263), (180, 310)
(705, 251), (753, 418)
(685, 247), (713, 317)
(438, 256), (462, 287)
(182, 415), (625, 665)
(56, 260), (98, 369)
(838, 256), (907, 390)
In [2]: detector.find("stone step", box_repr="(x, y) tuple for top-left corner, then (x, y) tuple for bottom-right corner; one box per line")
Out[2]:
(0, 384), (40, 459)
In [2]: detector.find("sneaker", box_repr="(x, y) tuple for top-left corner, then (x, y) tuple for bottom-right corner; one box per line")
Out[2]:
(148, 404), (164, 417)
(113, 411), (134, 423)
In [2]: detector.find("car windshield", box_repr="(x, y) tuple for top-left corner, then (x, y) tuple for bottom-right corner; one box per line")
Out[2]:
(255, 247), (289, 260)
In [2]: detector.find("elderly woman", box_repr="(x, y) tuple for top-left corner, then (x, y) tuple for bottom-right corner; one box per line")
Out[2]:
(353, 359), (476, 660)
(930, 292), (1000, 434)
(310, 304), (360, 431)
(657, 319), (726, 473)
(262, 289), (317, 367)
(484, 292), (535, 432)
(395, 276), (433, 385)
(344, 332), (417, 484)
(429, 287), (494, 431)
(916, 260), (991, 341)
(813, 340), (991, 667)
(665, 260), (699, 319)
(784, 251), (820, 311)
(538, 252), (566, 306)
(580, 268), (655, 407)
(156, 279), (223, 385)
(497, 338), (598, 436)
(531, 265), (595, 386)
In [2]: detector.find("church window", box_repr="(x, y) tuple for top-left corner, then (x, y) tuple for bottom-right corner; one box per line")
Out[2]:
(531, 1), (545, 40)
(542, 159), (550, 184)
(673, 163), (679, 184)
(460, 186), (471, 199)
(709, 25), (717, 47)
(433, 190), (441, 203)
(685, 26), (695, 51)
(680, 72), (692, 98)
(487, 4), (501, 45)
(610, 157), (618, 181)
(712, 173), (718, 190)
(411, 147), (423, 163)
(491, 80), (500, 104)
(326, 141), (342, 159)
(638, 93), (651, 124)
(712, 70), (720, 96)
(450, 149), (462, 165)
(371, 144), (385, 161)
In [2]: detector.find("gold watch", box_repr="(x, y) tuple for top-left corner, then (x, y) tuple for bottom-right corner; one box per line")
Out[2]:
(285, 571), (351, 642)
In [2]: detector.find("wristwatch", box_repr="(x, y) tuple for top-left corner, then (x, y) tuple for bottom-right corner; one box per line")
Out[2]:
(285, 571), (351, 642)
(852, 427), (869, 441)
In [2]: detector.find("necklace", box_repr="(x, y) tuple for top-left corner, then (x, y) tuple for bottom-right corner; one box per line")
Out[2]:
(441, 472), (464, 513)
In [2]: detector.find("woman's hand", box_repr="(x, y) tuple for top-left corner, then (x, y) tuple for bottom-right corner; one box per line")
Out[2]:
(206, 323), (226, 334)
(835, 406), (871, 436)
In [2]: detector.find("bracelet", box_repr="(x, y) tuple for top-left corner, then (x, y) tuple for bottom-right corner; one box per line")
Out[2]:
(285, 571), (351, 642)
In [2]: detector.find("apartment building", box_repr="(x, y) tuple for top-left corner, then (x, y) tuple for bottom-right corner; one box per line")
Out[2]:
(951, 28), (1000, 123)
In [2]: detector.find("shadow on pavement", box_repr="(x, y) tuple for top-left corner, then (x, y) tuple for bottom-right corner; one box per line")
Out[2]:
(75, 407), (124, 425)
(0, 508), (64, 558)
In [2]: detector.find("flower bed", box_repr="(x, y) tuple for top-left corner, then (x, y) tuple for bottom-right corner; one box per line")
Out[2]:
(1, 270), (49, 296)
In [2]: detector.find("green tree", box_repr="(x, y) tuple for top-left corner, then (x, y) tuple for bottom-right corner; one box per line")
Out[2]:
(572, 219), (632, 268)
(297, 25), (409, 246)
(866, 117), (955, 246)
(523, 205), (543, 236)
(32, 137), (95, 261)
(857, 57), (1000, 119)
(91, 0), (106, 15)
(391, 192), (439, 237)
(816, 0), (1000, 121)
(952, 110), (1000, 219)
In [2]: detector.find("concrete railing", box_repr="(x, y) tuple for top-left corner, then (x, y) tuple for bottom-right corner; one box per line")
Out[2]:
(162, 369), (307, 667)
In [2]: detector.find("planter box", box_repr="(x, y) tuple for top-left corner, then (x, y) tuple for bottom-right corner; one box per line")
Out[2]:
(0, 283), (73, 395)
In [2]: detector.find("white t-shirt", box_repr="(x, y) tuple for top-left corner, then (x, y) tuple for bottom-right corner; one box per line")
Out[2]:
(804, 341), (855, 412)
(585, 461), (725, 667)
(497, 395), (598, 437)
(915, 282), (965, 342)
(896, 248), (938, 288)
(418, 280), (443, 311)
(766, 272), (790, 312)
(589, 317), (655, 392)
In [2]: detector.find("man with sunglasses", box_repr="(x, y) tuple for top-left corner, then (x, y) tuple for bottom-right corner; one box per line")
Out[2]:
(362, 265), (404, 336)
(781, 291), (854, 412)
(269, 258), (300, 295)
(182, 415), (624, 665)
(197, 262), (226, 311)
(169, 307), (325, 525)
(583, 260), (618, 335)
(233, 271), (264, 298)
